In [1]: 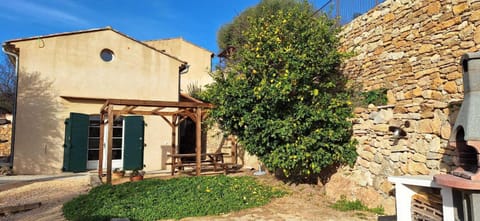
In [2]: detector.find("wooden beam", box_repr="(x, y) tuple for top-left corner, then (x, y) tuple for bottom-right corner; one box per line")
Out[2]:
(152, 107), (165, 112)
(106, 98), (213, 108)
(60, 96), (107, 102)
(111, 109), (200, 122)
(100, 101), (110, 113)
(69, 96), (214, 114)
(106, 106), (114, 184)
(121, 105), (137, 113)
(180, 93), (204, 103)
(183, 111), (197, 123)
(202, 111), (210, 121)
(112, 110), (181, 116)
(171, 109), (188, 116)
(160, 115), (173, 128)
(196, 108), (202, 175)
(175, 115), (189, 127)
(97, 113), (105, 178)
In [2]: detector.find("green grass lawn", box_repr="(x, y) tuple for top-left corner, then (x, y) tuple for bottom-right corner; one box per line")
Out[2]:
(63, 175), (286, 221)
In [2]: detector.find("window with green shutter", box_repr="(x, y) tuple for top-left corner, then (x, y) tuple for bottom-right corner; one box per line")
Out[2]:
(123, 116), (144, 170)
(63, 113), (89, 172)
(64, 113), (145, 171)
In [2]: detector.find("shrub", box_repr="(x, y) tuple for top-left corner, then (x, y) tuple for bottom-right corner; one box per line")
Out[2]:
(203, 0), (357, 179)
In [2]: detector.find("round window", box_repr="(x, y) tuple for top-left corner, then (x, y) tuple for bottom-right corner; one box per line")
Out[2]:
(100, 49), (114, 62)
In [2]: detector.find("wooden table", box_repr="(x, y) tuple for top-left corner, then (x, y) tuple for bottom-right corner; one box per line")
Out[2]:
(168, 152), (225, 175)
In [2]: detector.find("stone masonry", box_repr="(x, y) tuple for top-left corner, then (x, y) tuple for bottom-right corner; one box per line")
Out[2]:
(323, 0), (480, 212)
(0, 123), (11, 157)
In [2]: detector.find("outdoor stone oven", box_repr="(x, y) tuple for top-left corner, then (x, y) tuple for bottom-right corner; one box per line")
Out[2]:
(435, 52), (480, 221)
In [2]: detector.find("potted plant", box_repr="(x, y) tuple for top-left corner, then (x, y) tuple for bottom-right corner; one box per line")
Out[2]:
(112, 168), (125, 179)
(130, 169), (145, 182)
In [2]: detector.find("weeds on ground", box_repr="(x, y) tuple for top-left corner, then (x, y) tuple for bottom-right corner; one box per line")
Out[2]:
(63, 175), (287, 221)
(330, 195), (384, 215)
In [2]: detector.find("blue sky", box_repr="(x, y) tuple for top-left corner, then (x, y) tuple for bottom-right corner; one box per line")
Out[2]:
(0, 0), (332, 57)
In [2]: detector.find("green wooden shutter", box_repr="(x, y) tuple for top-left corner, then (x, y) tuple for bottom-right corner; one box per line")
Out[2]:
(63, 113), (89, 172)
(123, 116), (144, 170)
(63, 118), (71, 171)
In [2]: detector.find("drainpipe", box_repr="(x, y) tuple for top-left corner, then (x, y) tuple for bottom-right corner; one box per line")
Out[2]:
(179, 64), (190, 75)
(2, 44), (19, 167)
(176, 63), (189, 154)
(210, 53), (214, 72)
(178, 63), (190, 98)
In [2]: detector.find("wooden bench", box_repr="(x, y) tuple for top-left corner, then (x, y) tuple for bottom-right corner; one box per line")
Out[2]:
(168, 153), (226, 175)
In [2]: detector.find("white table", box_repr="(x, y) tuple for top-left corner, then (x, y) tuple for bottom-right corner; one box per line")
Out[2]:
(388, 175), (454, 221)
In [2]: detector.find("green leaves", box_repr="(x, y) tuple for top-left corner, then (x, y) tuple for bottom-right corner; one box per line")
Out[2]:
(63, 176), (286, 221)
(204, 0), (358, 180)
(360, 88), (388, 106)
(330, 195), (385, 215)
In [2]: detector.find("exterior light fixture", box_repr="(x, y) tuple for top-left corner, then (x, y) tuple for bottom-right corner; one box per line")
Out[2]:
(389, 121), (410, 144)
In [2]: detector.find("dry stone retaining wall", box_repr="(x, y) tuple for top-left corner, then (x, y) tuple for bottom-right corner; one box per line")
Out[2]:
(330, 0), (480, 205)
(0, 123), (11, 157)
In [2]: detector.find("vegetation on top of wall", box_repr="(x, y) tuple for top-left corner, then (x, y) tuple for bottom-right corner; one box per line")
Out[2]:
(186, 83), (203, 100)
(203, 0), (357, 181)
(349, 86), (388, 107)
(360, 88), (388, 106)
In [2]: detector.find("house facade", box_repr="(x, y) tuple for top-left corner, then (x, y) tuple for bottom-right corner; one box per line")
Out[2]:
(2, 27), (213, 174)
(145, 37), (214, 92)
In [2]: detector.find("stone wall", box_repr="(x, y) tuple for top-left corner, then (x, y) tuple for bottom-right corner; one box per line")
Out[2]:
(325, 0), (480, 212)
(0, 123), (11, 157)
(206, 125), (260, 169)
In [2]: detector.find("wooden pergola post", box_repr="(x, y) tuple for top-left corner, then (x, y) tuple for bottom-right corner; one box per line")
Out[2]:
(97, 113), (105, 177)
(169, 115), (177, 176)
(106, 105), (114, 184)
(232, 137), (237, 165)
(195, 107), (202, 175)
(171, 115), (177, 157)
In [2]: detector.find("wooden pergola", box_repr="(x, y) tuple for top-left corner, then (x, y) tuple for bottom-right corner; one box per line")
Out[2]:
(97, 96), (213, 184)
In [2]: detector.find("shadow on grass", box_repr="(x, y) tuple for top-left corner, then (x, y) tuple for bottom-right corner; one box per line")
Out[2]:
(273, 163), (339, 185)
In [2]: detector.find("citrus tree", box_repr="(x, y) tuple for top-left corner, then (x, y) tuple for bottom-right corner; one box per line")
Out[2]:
(217, 0), (298, 51)
(204, 0), (357, 178)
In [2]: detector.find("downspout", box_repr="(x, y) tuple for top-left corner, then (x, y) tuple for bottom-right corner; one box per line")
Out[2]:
(177, 63), (189, 155)
(2, 44), (19, 167)
(178, 63), (190, 97)
(179, 63), (190, 75)
(210, 53), (214, 72)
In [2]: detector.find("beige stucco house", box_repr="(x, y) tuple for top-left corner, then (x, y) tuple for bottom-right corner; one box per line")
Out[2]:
(2, 27), (213, 174)
(145, 37), (214, 92)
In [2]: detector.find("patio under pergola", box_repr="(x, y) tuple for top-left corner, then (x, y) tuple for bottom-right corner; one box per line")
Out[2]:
(97, 95), (214, 184)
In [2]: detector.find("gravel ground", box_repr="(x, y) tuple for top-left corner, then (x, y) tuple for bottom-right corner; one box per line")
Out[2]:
(0, 175), (91, 221)
(184, 174), (380, 221)
(0, 173), (384, 221)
